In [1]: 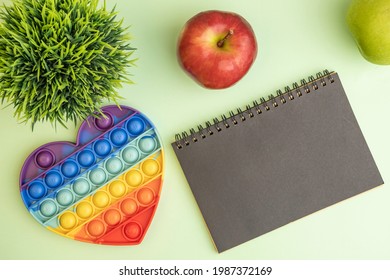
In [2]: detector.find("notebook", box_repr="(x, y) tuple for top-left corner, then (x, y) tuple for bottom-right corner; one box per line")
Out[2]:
(171, 70), (383, 253)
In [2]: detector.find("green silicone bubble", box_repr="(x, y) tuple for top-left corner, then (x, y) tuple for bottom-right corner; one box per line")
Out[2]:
(89, 168), (107, 185)
(105, 157), (123, 175)
(138, 136), (157, 154)
(72, 178), (91, 196)
(121, 146), (140, 164)
(39, 199), (58, 217)
(56, 189), (74, 206)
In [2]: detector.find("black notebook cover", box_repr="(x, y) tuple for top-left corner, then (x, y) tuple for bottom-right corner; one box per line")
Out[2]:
(171, 71), (383, 253)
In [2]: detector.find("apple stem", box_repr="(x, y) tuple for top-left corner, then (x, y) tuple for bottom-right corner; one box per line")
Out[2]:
(217, 29), (234, 48)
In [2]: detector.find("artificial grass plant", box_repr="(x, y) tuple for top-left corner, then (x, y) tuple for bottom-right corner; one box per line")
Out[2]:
(0, 0), (136, 128)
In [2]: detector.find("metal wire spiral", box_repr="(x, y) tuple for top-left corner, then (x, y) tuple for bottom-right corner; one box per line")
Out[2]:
(174, 70), (334, 149)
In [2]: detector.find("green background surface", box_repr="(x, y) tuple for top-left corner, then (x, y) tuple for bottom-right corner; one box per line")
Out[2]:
(1, 0), (390, 260)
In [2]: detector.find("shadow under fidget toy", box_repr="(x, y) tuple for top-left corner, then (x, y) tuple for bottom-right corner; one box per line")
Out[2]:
(19, 105), (164, 245)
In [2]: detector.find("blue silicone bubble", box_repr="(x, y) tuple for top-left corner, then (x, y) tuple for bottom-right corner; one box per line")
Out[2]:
(121, 146), (140, 164)
(56, 189), (74, 206)
(72, 178), (91, 196)
(77, 149), (96, 168)
(94, 139), (112, 157)
(28, 181), (46, 199)
(126, 117), (145, 136)
(89, 168), (107, 185)
(61, 160), (79, 178)
(105, 157), (123, 175)
(138, 136), (157, 154)
(20, 105), (164, 245)
(39, 199), (58, 217)
(110, 128), (128, 147)
(44, 171), (63, 188)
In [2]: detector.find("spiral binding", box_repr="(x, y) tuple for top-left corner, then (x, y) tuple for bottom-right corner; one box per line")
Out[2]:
(174, 70), (335, 149)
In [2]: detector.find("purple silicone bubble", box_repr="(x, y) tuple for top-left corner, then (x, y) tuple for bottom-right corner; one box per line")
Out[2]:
(19, 105), (138, 191)
(19, 105), (164, 245)
(94, 113), (113, 131)
(35, 149), (55, 169)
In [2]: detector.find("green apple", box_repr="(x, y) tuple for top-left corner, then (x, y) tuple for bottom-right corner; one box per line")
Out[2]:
(347, 0), (390, 65)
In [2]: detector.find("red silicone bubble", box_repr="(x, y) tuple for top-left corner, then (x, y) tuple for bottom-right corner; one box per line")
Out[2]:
(19, 105), (164, 246)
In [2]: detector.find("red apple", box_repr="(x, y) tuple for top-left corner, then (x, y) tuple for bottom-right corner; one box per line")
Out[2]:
(177, 10), (257, 89)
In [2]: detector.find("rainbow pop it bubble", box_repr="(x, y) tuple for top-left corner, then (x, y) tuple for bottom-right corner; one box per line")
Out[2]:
(19, 106), (164, 245)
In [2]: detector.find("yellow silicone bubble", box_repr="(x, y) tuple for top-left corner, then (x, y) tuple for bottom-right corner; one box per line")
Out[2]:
(92, 191), (110, 208)
(108, 180), (126, 198)
(76, 202), (94, 219)
(59, 212), (77, 230)
(141, 159), (160, 177)
(124, 170), (143, 188)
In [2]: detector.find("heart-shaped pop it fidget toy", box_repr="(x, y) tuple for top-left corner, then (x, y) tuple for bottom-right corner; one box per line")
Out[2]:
(19, 105), (164, 245)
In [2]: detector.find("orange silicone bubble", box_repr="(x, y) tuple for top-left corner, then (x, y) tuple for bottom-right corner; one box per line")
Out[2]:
(20, 106), (164, 245)
(87, 219), (106, 237)
(120, 198), (138, 216)
(104, 209), (122, 226)
(137, 187), (155, 206)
